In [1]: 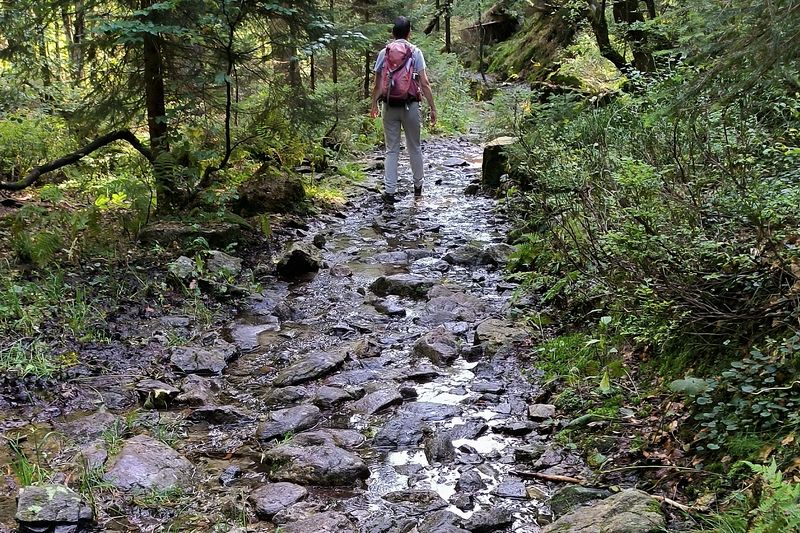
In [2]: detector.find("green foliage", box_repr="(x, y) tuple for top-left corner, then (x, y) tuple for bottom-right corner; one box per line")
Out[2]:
(0, 112), (73, 176)
(703, 461), (800, 533)
(7, 432), (54, 486)
(674, 335), (800, 454)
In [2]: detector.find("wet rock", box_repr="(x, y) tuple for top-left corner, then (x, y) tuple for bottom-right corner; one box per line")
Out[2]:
(493, 420), (535, 436)
(290, 428), (366, 448)
(170, 346), (229, 375)
(230, 323), (277, 352)
(219, 465), (242, 487)
(549, 485), (613, 518)
(485, 243), (515, 265)
(265, 443), (369, 486)
(425, 288), (486, 323)
(276, 242), (323, 278)
(280, 511), (356, 533)
(258, 405), (321, 442)
(418, 510), (470, 533)
(234, 167), (306, 216)
(481, 137), (516, 189)
(271, 500), (324, 525)
(423, 428), (455, 464)
(410, 256), (451, 274)
(494, 477), (527, 499)
(314, 386), (352, 408)
(175, 374), (218, 406)
(273, 351), (347, 386)
(349, 337), (383, 359)
(159, 315), (192, 327)
(370, 251), (409, 264)
(373, 299), (407, 317)
(370, 274), (437, 299)
(249, 482), (308, 519)
(265, 385), (311, 406)
(399, 386), (418, 399)
(206, 250), (242, 277)
(358, 512), (416, 533)
(57, 411), (118, 444)
(168, 256), (197, 281)
(330, 264), (353, 277)
(104, 435), (193, 491)
(136, 378), (180, 409)
(456, 469), (487, 493)
(74, 440), (108, 470)
(140, 221), (241, 249)
(474, 319), (526, 356)
(464, 507), (514, 532)
(514, 444), (547, 463)
(374, 403), (462, 447)
(542, 489), (665, 533)
(450, 492), (474, 512)
(313, 233), (327, 248)
(528, 404), (556, 420)
(471, 381), (505, 394)
(450, 420), (489, 440)
(15, 485), (92, 532)
(188, 405), (255, 425)
(400, 365), (442, 382)
(413, 328), (459, 366)
(444, 157), (468, 167)
(352, 388), (403, 415)
(383, 490), (448, 515)
(443, 244), (493, 266)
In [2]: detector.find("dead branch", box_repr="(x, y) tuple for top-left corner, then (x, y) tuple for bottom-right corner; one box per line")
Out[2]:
(0, 129), (154, 191)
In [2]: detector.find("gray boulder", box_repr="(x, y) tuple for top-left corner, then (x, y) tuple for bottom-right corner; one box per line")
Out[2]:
(170, 344), (233, 375)
(280, 511), (356, 533)
(15, 485), (92, 532)
(276, 242), (323, 278)
(258, 404), (321, 441)
(443, 244), (493, 266)
(464, 507), (514, 532)
(234, 167), (306, 216)
(351, 388), (403, 415)
(104, 435), (193, 491)
(481, 137), (517, 189)
(265, 443), (370, 486)
(543, 489), (665, 533)
(413, 328), (459, 366)
(206, 250), (242, 277)
(474, 319), (526, 356)
(370, 274), (437, 298)
(168, 256), (197, 281)
(249, 482), (307, 519)
(273, 351), (347, 386)
(139, 221), (240, 248)
(549, 486), (613, 518)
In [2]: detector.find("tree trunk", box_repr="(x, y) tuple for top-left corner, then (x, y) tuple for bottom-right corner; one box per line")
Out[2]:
(478, 8), (486, 82)
(330, 0), (338, 83)
(586, 0), (627, 72)
(141, 0), (173, 210)
(435, 0), (440, 31)
(310, 52), (316, 92)
(612, 0), (654, 72)
(444, 0), (452, 52)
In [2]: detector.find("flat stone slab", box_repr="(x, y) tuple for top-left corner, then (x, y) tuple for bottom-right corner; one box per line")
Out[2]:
(543, 489), (665, 533)
(171, 346), (229, 375)
(280, 511), (356, 533)
(273, 352), (347, 386)
(265, 443), (370, 486)
(104, 435), (193, 491)
(370, 274), (438, 298)
(249, 482), (307, 519)
(15, 485), (92, 528)
(351, 388), (403, 415)
(258, 404), (321, 441)
(528, 403), (556, 420)
(474, 318), (527, 355)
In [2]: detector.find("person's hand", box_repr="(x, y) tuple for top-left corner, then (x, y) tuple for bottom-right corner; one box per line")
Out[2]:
(370, 104), (379, 119)
(429, 108), (437, 127)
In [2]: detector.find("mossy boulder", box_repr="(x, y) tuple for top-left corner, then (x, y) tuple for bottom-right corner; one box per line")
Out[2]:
(234, 165), (306, 216)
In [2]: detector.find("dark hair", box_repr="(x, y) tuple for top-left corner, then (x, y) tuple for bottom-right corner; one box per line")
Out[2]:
(392, 16), (411, 39)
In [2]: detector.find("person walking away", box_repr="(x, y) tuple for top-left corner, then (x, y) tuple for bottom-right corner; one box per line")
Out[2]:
(370, 16), (437, 203)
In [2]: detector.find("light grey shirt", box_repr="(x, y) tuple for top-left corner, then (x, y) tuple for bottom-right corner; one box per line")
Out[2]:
(373, 39), (427, 74)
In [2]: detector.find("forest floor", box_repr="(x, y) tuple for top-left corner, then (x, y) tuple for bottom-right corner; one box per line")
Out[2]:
(0, 134), (691, 532)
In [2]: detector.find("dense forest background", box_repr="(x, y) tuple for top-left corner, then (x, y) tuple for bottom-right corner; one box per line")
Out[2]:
(1, 0), (799, 531)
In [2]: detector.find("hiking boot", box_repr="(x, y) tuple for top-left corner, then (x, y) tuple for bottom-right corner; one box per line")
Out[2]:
(381, 192), (397, 204)
(414, 185), (423, 197)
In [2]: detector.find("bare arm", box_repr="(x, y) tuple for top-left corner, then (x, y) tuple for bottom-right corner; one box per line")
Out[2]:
(419, 69), (437, 125)
(370, 71), (382, 118)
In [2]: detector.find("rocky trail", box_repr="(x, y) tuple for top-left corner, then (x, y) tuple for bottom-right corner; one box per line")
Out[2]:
(0, 137), (667, 533)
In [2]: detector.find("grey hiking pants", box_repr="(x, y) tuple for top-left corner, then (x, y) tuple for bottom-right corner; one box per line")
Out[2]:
(382, 101), (424, 194)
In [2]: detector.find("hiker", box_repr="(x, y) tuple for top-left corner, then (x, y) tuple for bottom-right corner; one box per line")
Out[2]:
(370, 16), (437, 203)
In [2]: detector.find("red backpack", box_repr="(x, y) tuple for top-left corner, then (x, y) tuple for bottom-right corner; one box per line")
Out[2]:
(380, 41), (421, 107)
